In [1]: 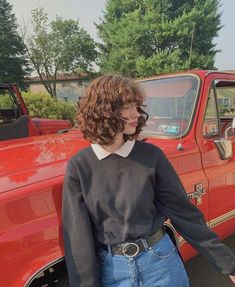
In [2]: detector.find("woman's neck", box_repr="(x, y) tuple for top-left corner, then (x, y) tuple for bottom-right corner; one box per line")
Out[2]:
(101, 134), (124, 153)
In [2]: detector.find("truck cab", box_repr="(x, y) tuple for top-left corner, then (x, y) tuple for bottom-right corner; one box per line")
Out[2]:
(140, 70), (235, 259)
(0, 83), (71, 141)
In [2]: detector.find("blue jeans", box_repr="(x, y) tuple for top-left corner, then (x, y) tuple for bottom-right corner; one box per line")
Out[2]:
(98, 233), (189, 287)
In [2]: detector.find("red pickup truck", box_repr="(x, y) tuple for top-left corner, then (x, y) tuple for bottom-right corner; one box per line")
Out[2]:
(0, 70), (234, 287)
(0, 83), (71, 141)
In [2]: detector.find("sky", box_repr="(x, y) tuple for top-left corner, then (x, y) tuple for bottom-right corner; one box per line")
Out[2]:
(8, 0), (235, 71)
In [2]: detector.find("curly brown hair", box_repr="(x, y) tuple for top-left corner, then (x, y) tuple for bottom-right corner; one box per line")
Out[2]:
(77, 74), (148, 145)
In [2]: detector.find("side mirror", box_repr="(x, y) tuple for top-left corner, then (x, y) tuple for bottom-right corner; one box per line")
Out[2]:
(215, 117), (235, 160)
(214, 138), (232, 160)
(225, 117), (235, 139)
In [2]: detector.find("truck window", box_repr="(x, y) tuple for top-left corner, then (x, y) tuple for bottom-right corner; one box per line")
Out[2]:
(203, 86), (220, 137)
(203, 80), (235, 138)
(140, 75), (199, 138)
(215, 80), (235, 137)
(215, 81), (235, 118)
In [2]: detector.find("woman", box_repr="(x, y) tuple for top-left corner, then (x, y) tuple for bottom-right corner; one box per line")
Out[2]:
(62, 74), (235, 286)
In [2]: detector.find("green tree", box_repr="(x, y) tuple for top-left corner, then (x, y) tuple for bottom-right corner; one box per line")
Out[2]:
(27, 8), (98, 99)
(0, 0), (30, 87)
(97, 0), (222, 77)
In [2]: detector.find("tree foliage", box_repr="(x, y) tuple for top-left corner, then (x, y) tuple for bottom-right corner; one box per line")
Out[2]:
(97, 0), (222, 77)
(27, 8), (98, 98)
(0, 0), (30, 87)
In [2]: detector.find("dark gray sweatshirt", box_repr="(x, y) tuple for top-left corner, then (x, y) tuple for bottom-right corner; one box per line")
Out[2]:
(62, 140), (235, 287)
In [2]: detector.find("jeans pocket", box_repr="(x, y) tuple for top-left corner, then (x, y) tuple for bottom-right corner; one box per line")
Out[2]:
(149, 233), (176, 259)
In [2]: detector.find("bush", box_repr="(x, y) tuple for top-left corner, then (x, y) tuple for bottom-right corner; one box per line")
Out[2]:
(21, 92), (77, 125)
(0, 95), (12, 108)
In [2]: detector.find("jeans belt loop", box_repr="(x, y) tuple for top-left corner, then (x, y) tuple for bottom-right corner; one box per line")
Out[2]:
(107, 245), (112, 255)
(139, 238), (149, 250)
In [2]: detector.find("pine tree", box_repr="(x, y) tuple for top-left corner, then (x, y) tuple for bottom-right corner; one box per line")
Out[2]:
(97, 0), (222, 77)
(0, 0), (30, 87)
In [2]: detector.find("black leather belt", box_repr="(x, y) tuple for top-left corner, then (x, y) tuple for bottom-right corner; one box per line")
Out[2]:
(102, 227), (165, 257)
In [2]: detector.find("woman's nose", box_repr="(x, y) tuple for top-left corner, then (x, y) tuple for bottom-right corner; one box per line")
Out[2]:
(131, 108), (140, 118)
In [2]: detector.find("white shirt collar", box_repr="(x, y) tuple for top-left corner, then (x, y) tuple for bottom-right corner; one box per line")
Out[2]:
(91, 140), (135, 160)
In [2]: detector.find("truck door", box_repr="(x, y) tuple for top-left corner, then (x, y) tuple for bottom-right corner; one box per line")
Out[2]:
(196, 75), (235, 239)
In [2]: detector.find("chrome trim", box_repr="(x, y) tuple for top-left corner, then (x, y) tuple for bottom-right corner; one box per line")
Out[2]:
(209, 210), (235, 228)
(205, 70), (235, 76)
(214, 138), (232, 160)
(178, 210), (235, 247)
(25, 257), (65, 287)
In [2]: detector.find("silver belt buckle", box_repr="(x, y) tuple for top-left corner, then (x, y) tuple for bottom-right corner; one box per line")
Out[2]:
(122, 242), (140, 257)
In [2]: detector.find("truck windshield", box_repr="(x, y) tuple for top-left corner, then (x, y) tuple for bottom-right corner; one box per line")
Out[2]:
(140, 75), (199, 138)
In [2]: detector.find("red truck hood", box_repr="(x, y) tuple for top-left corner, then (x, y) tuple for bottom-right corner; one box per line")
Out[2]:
(0, 130), (88, 193)
(0, 131), (186, 193)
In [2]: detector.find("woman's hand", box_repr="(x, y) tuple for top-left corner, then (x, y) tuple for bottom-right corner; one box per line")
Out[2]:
(229, 275), (235, 284)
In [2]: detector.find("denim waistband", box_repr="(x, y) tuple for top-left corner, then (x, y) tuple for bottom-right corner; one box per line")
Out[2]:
(102, 227), (165, 257)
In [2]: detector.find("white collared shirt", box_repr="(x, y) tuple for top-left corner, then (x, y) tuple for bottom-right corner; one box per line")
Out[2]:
(91, 140), (135, 160)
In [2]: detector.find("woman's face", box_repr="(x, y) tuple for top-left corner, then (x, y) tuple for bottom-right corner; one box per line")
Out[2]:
(120, 102), (140, 135)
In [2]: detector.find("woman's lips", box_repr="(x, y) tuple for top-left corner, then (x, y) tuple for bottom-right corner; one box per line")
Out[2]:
(129, 122), (138, 127)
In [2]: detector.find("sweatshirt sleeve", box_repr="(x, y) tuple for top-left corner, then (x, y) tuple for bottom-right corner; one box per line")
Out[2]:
(62, 158), (100, 287)
(154, 148), (235, 276)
